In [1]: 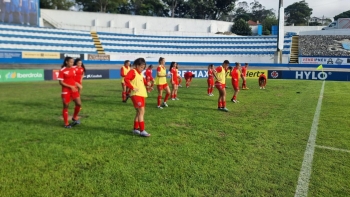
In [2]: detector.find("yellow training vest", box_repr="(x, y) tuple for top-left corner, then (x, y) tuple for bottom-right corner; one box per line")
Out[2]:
(216, 66), (226, 84)
(155, 65), (167, 85)
(121, 66), (130, 83)
(130, 69), (147, 98)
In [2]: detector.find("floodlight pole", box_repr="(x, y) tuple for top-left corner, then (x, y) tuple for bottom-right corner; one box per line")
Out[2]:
(276, 0), (284, 64)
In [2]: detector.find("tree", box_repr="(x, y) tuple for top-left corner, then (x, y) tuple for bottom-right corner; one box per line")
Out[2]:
(163, 0), (183, 18)
(285, 0), (313, 26)
(75, 0), (128, 13)
(40, 0), (75, 10)
(309, 22), (321, 26)
(334, 10), (350, 20)
(129, 0), (169, 16)
(231, 19), (252, 35)
(233, 1), (251, 22)
(261, 16), (277, 34)
(250, 0), (274, 23)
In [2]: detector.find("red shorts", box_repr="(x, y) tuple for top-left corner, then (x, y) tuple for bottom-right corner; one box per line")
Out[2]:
(62, 90), (80, 104)
(157, 84), (168, 90)
(131, 95), (145, 108)
(232, 83), (239, 90)
(172, 79), (179, 85)
(207, 78), (214, 86)
(215, 83), (225, 90)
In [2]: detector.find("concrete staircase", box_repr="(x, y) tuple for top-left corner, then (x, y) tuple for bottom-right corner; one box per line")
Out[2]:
(289, 35), (299, 63)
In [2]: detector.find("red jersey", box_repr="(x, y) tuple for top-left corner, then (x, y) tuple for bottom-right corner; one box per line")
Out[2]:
(259, 74), (267, 79)
(184, 71), (193, 79)
(74, 66), (84, 83)
(208, 69), (214, 80)
(241, 66), (247, 77)
(58, 67), (77, 92)
(231, 68), (240, 83)
(171, 67), (178, 81)
(145, 68), (153, 80)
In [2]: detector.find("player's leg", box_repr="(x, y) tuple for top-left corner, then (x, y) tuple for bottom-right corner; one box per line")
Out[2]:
(157, 86), (163, 108)
(263, 79), (267, 89)
(71, 92), (82, 126)
(171, 83), (175, 100)
(231, 85), (240, 103)
(62, 93), (71, 128)
(162, 85), (170, 107)
(133, 96), (150, 137)
(221, 86), (228, 111)
(174, 84), (179, 100)
(207, 79), (211, 95)
(185, 78), (190, 88)
(178, 76), (182, 87)
(121, 83), (127, 102)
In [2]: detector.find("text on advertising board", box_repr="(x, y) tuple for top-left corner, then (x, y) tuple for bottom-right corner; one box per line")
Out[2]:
(88, 54), (110, 61)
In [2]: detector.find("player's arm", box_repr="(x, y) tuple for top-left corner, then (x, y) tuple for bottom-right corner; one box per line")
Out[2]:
(124, 70), (136, 90)
(157, 67), (166, 77)
(120, 67), (126, 77)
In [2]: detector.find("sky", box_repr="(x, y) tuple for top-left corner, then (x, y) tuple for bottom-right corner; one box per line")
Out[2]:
(243, 0), (348, 19)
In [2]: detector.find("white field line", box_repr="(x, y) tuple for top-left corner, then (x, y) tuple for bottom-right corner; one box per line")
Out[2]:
(294, 80), (325, 197)
(315, 145), (350, 153)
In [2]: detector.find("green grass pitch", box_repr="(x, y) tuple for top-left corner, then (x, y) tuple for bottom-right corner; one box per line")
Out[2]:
(0, 79), (349, 196)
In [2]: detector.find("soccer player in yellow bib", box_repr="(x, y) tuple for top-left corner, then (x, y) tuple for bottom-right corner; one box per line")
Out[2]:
(124, 58), (151, 137)
(213, 60), (230, 112)
(154, 57), (171, 109)
(120, 60), (131, 102)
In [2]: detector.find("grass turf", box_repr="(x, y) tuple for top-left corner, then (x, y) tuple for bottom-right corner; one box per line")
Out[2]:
(0, 79), (349, 196)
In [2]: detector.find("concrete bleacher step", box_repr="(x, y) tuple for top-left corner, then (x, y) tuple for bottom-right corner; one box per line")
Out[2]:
(90, 31), (105, 54)
(289, 35), (299, 64)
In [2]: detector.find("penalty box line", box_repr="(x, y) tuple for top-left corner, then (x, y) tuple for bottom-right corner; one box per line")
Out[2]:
(315, 145), (350, 153)
(294, 80), (325, 197)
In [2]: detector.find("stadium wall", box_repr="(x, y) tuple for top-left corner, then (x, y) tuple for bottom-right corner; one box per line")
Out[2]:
(1, 68), (350, 83)
(0, 51), (291, 64)
(40, 9), (325, 36)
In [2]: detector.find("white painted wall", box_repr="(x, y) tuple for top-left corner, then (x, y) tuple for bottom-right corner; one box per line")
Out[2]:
(40, 9), (233, 37)
(107, 53), (290, 64)
(299, 29), (350, 35)
(284, 26), (326, 34)
(40, 9), (327, 37)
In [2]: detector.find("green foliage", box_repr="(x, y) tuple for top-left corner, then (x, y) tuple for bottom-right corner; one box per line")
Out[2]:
(231, 19), (252, 35)
(75, 0), (128, 13)
(285, 0), (313, 26)
(262, 16), (278, 33)
(40, 0), (74, 10)
(263, 29), (270, 35)
(249, 0), (275, 23)
(334, 10), (350, 20)
(309, 22), (322, 26)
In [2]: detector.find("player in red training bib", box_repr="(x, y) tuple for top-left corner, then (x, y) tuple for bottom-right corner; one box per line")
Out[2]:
(144, 65), (154, 93)
(73, 58), (86, 92)
(230, 62), (241, 103)
(176, 63), (182, 87)
(207, 64), (214, 96)
(213, 60), (230, 112)
(58, 57), (83, 128)
(124, 58), (151, 137)
(121, 60), (131, 102)
(169, 62), (179, 100)
(184, 71), (195, 88)
(259, 72), (267, 89)
(241, 63), (249, 90)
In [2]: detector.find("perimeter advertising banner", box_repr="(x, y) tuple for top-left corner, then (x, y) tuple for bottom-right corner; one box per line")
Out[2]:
(270, 70), (350, 81)
(0, 0), (39, 26)
(0, 69), (44, 82)
(299, 57), (350, 65)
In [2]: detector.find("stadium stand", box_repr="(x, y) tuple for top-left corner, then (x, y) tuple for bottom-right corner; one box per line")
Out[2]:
(299, 35), (350, 57)
(0, 23), (292, 55)
(0, 23), (97, 53)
